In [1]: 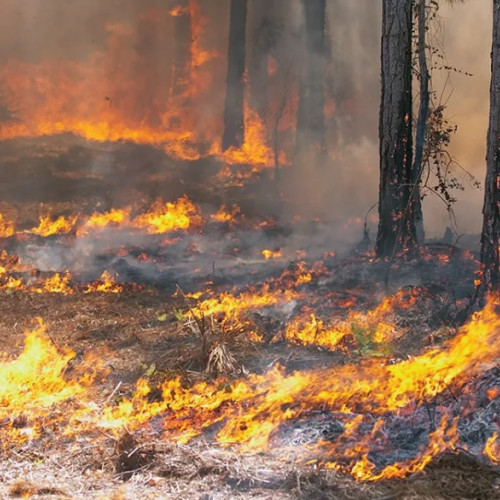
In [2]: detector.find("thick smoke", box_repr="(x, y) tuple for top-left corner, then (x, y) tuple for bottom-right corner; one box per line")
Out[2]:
(0, 0), (492, 247)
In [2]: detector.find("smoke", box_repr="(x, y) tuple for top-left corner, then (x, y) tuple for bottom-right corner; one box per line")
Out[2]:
(424, 2), (491, 238)
(0, 0), (492, 248)
(0, 0), (171, 62)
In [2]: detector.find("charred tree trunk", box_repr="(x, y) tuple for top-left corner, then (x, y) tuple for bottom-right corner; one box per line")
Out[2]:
(412, 0), (428, 244)
(249, 0), (270, 118)
(170, 2), (192, 97)
(295, 0), (327, 155)
(248, 0), (282, 117)
(375, 0), (417, 258)
(222, 0), (248, 151)
(479, 0), (500, 294)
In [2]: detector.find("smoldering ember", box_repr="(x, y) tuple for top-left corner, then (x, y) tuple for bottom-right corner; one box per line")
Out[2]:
(0, 1), (499, 499)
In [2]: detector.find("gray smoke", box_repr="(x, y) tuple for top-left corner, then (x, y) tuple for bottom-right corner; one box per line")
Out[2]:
(0, 0), (491, 243)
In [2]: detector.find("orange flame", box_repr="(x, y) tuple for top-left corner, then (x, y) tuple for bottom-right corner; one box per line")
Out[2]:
(0, 6), (224, 163)
(77, 208), (131, 237)
(0, 319), (102, 445)
(261, 249), (282, 260)
(210, 204), (241, 224)
(95, 296), (500, 480)
(28, 215), (77, 237)
(84, 271), (123, 294)
(132, 196), (202, 234)
(38, 272), (73, 294)
(0, 297), (500, 479)
(0, 213), (15, 238)
(215, 103), (273, 167)
(484, 432), (500, 465)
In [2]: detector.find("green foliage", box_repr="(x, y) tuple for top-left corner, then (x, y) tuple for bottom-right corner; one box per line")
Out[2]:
(142, 363), (156, 378)
(173, 308), (184, 321)
(351, 323), (393, 357)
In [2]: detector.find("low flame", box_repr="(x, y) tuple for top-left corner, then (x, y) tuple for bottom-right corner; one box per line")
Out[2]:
(0, 213), (15, 238)
(214, 103), (274, 170)
(0, 319), (102, 446)
(84, 271), (123, 294)
(77, 208), (131, 237)
(210, 204), (241, 224)
(132, 196), (202, 234)
(28, 215), (78, 237)
(0, 197), (201, 239)
(38, 273), (73, 294)
(484, 432), (500, 465)
(0, 292), (500, 480)
(261, 249), (282, 260)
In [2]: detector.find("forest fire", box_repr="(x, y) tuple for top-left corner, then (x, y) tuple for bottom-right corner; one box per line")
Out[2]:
(1, 295), (500, 481)
(0, 194), (498, 492)
(0, 2), (276, 178)
(0, 197), (201, 239)
(0, 0), (499, 498)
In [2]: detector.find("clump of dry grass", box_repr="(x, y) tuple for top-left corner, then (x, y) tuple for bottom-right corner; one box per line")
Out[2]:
(176, 286), (250, 375)
(206, 342), (238, 374)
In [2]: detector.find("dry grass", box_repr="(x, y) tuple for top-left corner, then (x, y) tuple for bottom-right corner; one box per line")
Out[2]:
(175, 286), (252, 375)
(0, 437), (367, 500)
(4, 438), (497, 499)
(0, 291), (499, 499)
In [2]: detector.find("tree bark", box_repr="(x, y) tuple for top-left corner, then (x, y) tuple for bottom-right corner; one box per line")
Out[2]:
(295, 0), (327, 154)
(222, 0), (248, 151)
(412, 0), (428, 244)
(170, 1), (192, 97)
(248, 0), (283, 117)
(479, 0), (500, 293)
(375, 0), (417, 258)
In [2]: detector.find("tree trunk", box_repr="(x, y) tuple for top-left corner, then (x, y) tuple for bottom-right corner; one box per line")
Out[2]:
(170, 1), (192, 97)
(222, 0), (248, 151)
(295, 0), (327, 154)
(375, 0), (417, 258)
(479, 0), (500, 294)
(412, 0), (428, 244)
(248, 0), (283, 117)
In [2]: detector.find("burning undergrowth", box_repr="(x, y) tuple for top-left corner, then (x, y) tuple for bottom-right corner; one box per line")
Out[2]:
(0, 0), (495, 495)
(1, 286), (499, 490)
(0, 135), (494, 499)
(0, 186), (498, 493)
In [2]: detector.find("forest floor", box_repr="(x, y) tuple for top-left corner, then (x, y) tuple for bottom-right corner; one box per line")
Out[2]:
(0, 137), (499, 499)
(0, 287), (499, 499)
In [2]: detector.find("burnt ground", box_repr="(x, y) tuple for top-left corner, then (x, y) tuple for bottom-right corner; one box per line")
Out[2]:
(0, 137), (499, 498)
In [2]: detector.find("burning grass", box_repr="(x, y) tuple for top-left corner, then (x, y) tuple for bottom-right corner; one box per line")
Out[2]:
(0, 141), (496, 497)
(0, 246), (497, 498)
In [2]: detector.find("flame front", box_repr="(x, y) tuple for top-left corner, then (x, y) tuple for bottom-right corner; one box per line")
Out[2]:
(1, 297), (499, 480)
(0, 320), (102, 446)
(0, 3), (283, 176)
